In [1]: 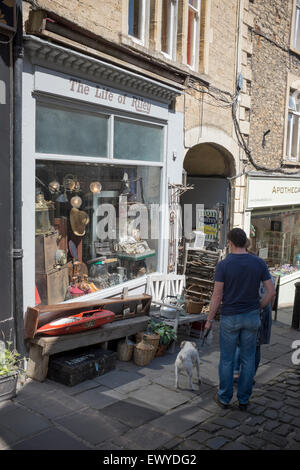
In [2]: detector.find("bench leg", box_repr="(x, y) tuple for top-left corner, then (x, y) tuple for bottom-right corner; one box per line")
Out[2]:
(27, 344), (49, 382)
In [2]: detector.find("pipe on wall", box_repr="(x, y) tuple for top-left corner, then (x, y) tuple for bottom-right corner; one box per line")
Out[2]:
(13, 0), (25, 355)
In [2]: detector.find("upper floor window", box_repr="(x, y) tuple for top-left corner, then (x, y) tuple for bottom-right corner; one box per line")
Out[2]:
(161, 0), (178, 59)
(286, 89), (300, 161)
(293, 0), (300, 51)
(128, 0), (148, 45)
(187, 0), (201, 69)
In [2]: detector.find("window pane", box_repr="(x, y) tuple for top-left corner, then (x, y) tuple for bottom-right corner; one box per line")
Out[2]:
(187, 8), (196, 66)
(294, 8), (300, 50)
(128, 0), (142, 39)
(291, 114), (299, 159)
(286, 113), (293, 158)
(114, 118), (163, 161)
(35, 160), (161, 305)
(161, 0), (171, 54)
(36, 103), (108, 157)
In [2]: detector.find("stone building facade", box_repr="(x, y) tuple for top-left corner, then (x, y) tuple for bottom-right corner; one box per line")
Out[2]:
(238, 0), (300, 279)
(19, 0), (251, 315)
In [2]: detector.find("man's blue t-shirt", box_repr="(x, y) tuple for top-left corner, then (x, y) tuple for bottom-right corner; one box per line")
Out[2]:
(214, 253), (271, 316)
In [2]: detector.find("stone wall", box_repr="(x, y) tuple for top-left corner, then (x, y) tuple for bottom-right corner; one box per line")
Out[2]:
(245, 0), (299, 170)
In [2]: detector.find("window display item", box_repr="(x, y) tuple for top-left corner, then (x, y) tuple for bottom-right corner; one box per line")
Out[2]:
(90, 181), (102, 193)
(36, 309), (115, 336)
(48, 180), (60, 194)
(35, 232), (59, 274)
(55, 249), (67, 266)
(35, 193), (54, 235)
(70, 208), (89, 236)
(36, 263), (70, 305)
(70, 195), (82, 208)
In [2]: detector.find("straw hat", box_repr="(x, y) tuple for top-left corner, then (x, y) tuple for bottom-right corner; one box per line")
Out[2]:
(70, 208), (89, 236)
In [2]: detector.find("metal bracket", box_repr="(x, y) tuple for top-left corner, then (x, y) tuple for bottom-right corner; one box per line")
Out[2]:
(12, 248), (23, 259)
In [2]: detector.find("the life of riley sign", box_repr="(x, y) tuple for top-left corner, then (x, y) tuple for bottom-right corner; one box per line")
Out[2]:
(34, 66), (168, 119)
(247, 177), (300, 208)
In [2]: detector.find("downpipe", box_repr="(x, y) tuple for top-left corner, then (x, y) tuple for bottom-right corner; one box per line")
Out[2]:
(13, 0), (25, 355)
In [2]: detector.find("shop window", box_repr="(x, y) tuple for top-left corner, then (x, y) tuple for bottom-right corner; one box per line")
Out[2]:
(114, 117), (163, 161)
(187, 0), (201, 70)
(35, 161), (161, 305)
(161, 0), (178, 58)
(293, 0), (300, 51)
(250, 211), (300, 272)
(128, 0), (148, 44)
(286, 89), (300, 161)
(36, 103), (109, 157)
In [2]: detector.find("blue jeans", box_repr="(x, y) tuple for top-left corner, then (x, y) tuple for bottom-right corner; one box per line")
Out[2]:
(234, 345), (261, 376)
(218, 309), (261, 405)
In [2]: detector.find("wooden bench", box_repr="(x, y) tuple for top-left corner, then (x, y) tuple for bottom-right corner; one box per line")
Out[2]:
(24, 294), (151, 382)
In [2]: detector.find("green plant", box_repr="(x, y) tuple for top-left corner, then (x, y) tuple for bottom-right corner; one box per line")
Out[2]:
(0, 335), (24, 377)
(148, 320), (177, 345)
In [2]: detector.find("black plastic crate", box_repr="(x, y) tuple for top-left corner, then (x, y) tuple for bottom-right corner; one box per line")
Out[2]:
(47, 347), (117, 386)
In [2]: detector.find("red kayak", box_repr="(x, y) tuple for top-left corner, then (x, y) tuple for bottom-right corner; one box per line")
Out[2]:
(36, 309), (115, 336)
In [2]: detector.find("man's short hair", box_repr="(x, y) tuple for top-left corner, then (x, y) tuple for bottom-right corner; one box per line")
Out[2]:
(227, 228), (247, 248)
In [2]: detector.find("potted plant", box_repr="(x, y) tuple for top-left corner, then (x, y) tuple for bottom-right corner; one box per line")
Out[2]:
(0, 337), (25, 402)
(149, 320), (177, 356)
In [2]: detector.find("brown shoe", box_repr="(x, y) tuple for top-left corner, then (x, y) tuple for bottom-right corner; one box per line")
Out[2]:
(214, 392), (230, 409)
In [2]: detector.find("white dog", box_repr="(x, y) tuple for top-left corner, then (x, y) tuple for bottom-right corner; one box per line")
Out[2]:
(175, 341), (201, 390)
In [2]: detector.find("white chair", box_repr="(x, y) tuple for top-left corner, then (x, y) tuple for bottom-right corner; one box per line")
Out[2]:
(146, 274), (185, 303)
(146, 274), (186, 352)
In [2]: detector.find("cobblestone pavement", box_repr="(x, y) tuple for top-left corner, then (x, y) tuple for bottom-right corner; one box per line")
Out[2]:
(0, 307), (299, 450)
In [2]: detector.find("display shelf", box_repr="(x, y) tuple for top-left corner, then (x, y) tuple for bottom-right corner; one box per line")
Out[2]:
(184, 248), (221, 302)
(116, 250), (156, 261)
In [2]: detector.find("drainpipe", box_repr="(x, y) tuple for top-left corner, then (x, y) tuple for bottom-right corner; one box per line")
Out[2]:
(12, 0), (25, 355)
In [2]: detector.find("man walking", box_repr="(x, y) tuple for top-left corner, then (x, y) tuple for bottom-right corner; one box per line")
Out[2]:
(204, 228), (275, 410)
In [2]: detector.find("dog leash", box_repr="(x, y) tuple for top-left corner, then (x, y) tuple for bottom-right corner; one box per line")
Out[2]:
(201, 328), (211, 346)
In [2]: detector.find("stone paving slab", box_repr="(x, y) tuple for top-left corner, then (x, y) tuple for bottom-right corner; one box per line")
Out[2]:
(55, 407), (129, 446)
(126, 383), (190, 412)
(10, 427), (92, 450)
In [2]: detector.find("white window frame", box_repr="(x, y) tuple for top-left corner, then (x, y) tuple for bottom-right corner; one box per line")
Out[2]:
(187, 0), (201, 71)
(128, 0), (149, 47)
(286, 88), (300, 162)
(161, 0), (178, 60)
(293, 0), (300, 51)
(34, 94), (167, 286)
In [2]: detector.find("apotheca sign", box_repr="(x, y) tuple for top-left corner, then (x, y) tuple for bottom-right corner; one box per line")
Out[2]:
(291, 340), (300, 365)
(247, 177), (300, 208)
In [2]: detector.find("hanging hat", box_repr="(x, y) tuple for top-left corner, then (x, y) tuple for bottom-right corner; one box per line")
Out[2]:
(70, 208), (89, 236)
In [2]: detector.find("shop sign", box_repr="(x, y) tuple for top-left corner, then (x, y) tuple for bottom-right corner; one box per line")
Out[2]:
(203, 210), (218, 241)
(34, 66), (169, 120)
(247, 177), (300, 209)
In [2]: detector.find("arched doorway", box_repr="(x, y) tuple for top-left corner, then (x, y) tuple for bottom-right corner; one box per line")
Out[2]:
(181, 142), (236, 250)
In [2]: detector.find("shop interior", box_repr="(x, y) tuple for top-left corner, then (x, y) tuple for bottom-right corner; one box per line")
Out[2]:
(35, 160), (160, 305)
(249, 208), (300, 275)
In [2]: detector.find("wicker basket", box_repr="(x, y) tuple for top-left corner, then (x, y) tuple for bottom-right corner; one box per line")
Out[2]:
(117, 339), (134, 362)
(135, 332), (160, 359)
(133, 338), (154, 366)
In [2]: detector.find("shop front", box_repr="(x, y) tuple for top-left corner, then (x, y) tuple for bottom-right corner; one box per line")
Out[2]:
(245, 175), (300, 307)
(22, 36), (183, 310)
